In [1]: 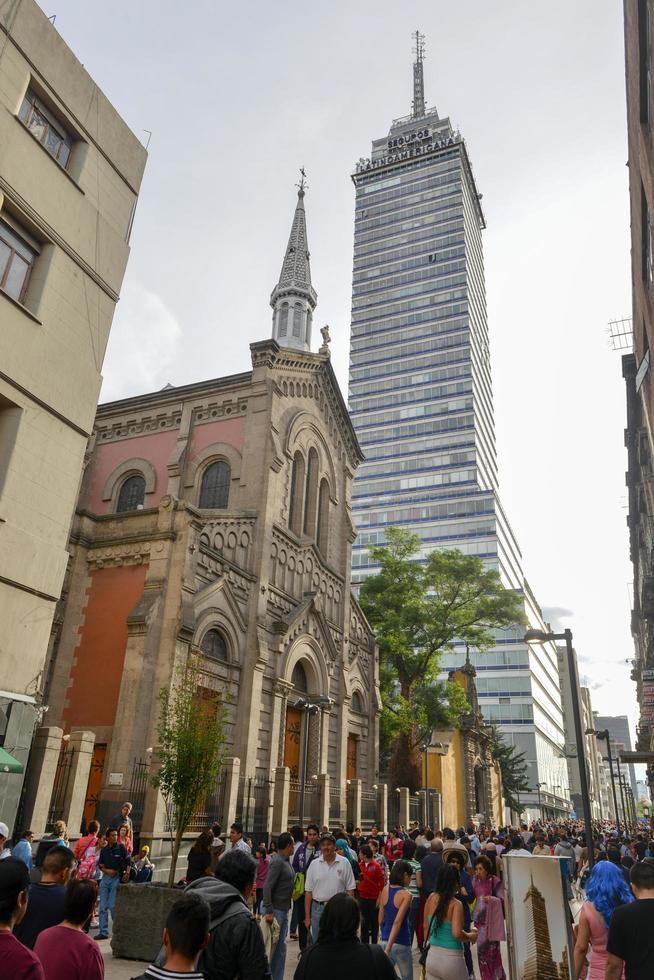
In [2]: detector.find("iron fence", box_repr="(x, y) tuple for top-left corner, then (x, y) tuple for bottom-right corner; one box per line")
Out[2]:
(235, 775), (273, 841)
(409, 795), (421, 825)
(329, 785), (343, 823)
(361, 790), (378, 826)
(288, 780), (319, 826)
(127, 757), (150, 849)
(187, 768), (228, 834)
(387, 789), (400, 831)
(46, 747), (75, 832)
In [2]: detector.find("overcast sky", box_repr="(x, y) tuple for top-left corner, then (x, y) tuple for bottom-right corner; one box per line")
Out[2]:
(46, 2), (639, 744)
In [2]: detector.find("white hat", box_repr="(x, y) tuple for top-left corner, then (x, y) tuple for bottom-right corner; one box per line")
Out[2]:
(0, 822), (9, 838)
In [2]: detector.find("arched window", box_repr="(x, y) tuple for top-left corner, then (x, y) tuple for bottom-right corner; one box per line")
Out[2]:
(303, 448), (319, 536)
(306, 310), (313, 346)
(292, 303), (303, 338)
(288, 451), (305, 536)
(291, 662), (308, 692)
(279, 303), (289, 338)
(199, 461), (231, 509)
(201, 628), (228, 662)
(351, 691), (364, 714)
(316, 478), (330, 555)
(116, 474), (146, 512)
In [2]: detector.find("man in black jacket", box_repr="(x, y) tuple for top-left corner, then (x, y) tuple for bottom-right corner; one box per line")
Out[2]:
(185, 848), (271, 980)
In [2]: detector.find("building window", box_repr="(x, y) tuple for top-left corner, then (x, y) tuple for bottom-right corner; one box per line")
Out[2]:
(289, 451), (305, 536)
(279, 303), (289, 337)
(199, 460), (230, 508)
(316, 478), (330, 556)
(351, 691), (364, 714)
(306, 310), (313, 346)
(303, 448), (319, 536)
(116, 474), (146, 512)
(201, 629), (228, 662)
(19, 88), (73, 167)
(292, 302), (304, 338)
(292, 662), (308, 692)
(640, 0), (651, 124)
(642, 182), (653, 287)
(0, 219), (37, 304)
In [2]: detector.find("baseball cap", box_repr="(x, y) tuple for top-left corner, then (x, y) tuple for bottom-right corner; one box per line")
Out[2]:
(0, 822), (9, 838)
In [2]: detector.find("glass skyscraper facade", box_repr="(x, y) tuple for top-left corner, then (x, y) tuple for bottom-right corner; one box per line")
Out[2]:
(348, 53), (569, 817)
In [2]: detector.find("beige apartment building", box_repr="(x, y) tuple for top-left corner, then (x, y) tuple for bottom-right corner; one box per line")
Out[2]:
(0, 0), (146, 828)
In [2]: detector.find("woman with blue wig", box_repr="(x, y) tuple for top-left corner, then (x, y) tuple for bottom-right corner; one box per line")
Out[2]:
(573, 860), (634, 979)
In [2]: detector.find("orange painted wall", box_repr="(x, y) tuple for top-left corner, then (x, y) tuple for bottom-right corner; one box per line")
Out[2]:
(63, 564), (148, 730)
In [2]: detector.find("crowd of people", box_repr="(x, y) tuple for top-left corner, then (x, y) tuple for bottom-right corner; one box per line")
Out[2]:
(1, 811), (653, 979)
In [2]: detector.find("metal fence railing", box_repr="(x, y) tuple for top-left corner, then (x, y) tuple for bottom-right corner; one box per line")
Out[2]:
(288, 780), (320, 826)
(46, 747), (75, 832)
(187, 769), (228, 834)
(235, 775), (274, 841)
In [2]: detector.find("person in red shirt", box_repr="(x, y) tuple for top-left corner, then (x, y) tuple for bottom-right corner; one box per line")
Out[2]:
(74, 820), (100, 862)
(357, 844), (385, 943)
(384, 830), (404, 867)
(0, 857), (44, 979)
(34, 879), (103, 980)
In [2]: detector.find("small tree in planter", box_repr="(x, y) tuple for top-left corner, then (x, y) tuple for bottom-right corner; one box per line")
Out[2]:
(154, 655), (227, 886)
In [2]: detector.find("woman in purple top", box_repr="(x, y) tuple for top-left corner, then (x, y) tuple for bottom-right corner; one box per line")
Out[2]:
(255, 845), (270, 917)
(34, 879), (103, 980)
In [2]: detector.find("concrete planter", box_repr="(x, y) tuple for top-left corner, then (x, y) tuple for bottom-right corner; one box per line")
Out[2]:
(111, 882), (182, 961)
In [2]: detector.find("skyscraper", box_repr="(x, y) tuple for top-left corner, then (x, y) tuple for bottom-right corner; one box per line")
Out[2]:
(347, 34), (568, 816)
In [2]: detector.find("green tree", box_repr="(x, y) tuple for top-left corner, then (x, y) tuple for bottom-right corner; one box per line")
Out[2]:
(154, 656), (227, 886)
(489, 725), (530, 814)
(359, 527), (525, 791)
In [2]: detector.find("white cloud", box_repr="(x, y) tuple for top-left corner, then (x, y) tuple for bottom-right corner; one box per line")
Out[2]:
(100, 282), (182, 403)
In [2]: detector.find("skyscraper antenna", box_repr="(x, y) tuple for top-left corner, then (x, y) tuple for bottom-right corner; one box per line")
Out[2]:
(412, 30), (426, 118)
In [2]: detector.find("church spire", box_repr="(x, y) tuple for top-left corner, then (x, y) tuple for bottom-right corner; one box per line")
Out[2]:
(271, 170), (318, 352)
(411, 30), (426, 118)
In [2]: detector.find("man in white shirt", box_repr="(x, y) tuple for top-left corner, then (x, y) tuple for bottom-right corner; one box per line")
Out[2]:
(304, 832), (355, 940)
(229, 822), (251, 853)
(0, 822), (10, 860)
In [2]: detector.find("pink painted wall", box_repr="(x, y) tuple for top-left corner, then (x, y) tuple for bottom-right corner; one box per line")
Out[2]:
(81, 430), (178, 514)
(187, 417), (245, 464)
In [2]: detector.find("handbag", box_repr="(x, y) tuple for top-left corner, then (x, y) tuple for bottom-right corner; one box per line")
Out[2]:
(292, 871), (305, 902)
(418, 912), (437, 967)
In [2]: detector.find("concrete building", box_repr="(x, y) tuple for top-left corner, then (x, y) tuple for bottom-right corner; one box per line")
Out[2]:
(622, 0), (654, 753)
(27, 186), (378, 843)
(0, 0), (146, 827)
(593, 713), (639, 799)
(347, 36), (568, 817)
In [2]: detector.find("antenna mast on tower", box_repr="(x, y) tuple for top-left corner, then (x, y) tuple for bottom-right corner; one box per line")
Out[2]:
(412, 30), (426, 118)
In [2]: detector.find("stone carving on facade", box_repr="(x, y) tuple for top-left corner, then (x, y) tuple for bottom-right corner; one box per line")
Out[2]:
(96, 410), (182, 444)
(86, 543), (151, 569)
(199, 518), (255, 572)
(270, 526), (343, 625)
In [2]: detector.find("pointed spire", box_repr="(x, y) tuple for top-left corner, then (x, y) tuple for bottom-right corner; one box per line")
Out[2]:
(412, 30), (426, 118)
(271, 170), (318, 352)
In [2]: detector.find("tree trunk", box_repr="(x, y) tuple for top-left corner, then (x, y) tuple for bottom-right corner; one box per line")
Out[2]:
(390, 678), (422, 792)
(167, 823), (185, 888)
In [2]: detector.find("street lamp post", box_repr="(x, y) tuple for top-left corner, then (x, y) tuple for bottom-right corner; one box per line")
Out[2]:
(588, 729), (621, 835)
(525, 628), (594, 869)
(536, 782), (545, 821)
(296, 696), (334, 827)
(615, 755), (628, 832)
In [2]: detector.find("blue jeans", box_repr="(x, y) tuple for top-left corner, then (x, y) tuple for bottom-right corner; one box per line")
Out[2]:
(98, 874), (119, 935)
(382, 941), (413, 980)
(310, 900), (325, 941)
(270, 908), (288, 980)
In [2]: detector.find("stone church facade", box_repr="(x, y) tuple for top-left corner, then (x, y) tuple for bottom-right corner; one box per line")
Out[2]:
(39, 186), (379, 833)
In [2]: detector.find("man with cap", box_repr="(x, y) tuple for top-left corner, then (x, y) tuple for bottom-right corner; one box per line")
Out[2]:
(110, 802), (133, 835)
(304, 832), (355, 940)
(0, 821), (11, 860)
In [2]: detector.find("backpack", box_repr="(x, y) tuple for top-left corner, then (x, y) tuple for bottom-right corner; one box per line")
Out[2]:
(77, 841), (98, 880)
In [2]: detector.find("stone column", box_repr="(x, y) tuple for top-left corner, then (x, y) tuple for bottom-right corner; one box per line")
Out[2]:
(270, 680), (294, 772)
(417, 789), (428, 827)
(398, 787), (410, 828)
(348, 778), (362, 828)
(222, 757), (241, 828)
(377, 784), (388, 832)
(140, 748), (167, 841)
(317, 773), (330, 828)
(242, 663), (265, 778)
(62, 730), (95, 835)
(20, 726), (63, 834)
(272, 766), (290, 835)
(319, 707), (331, 774)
